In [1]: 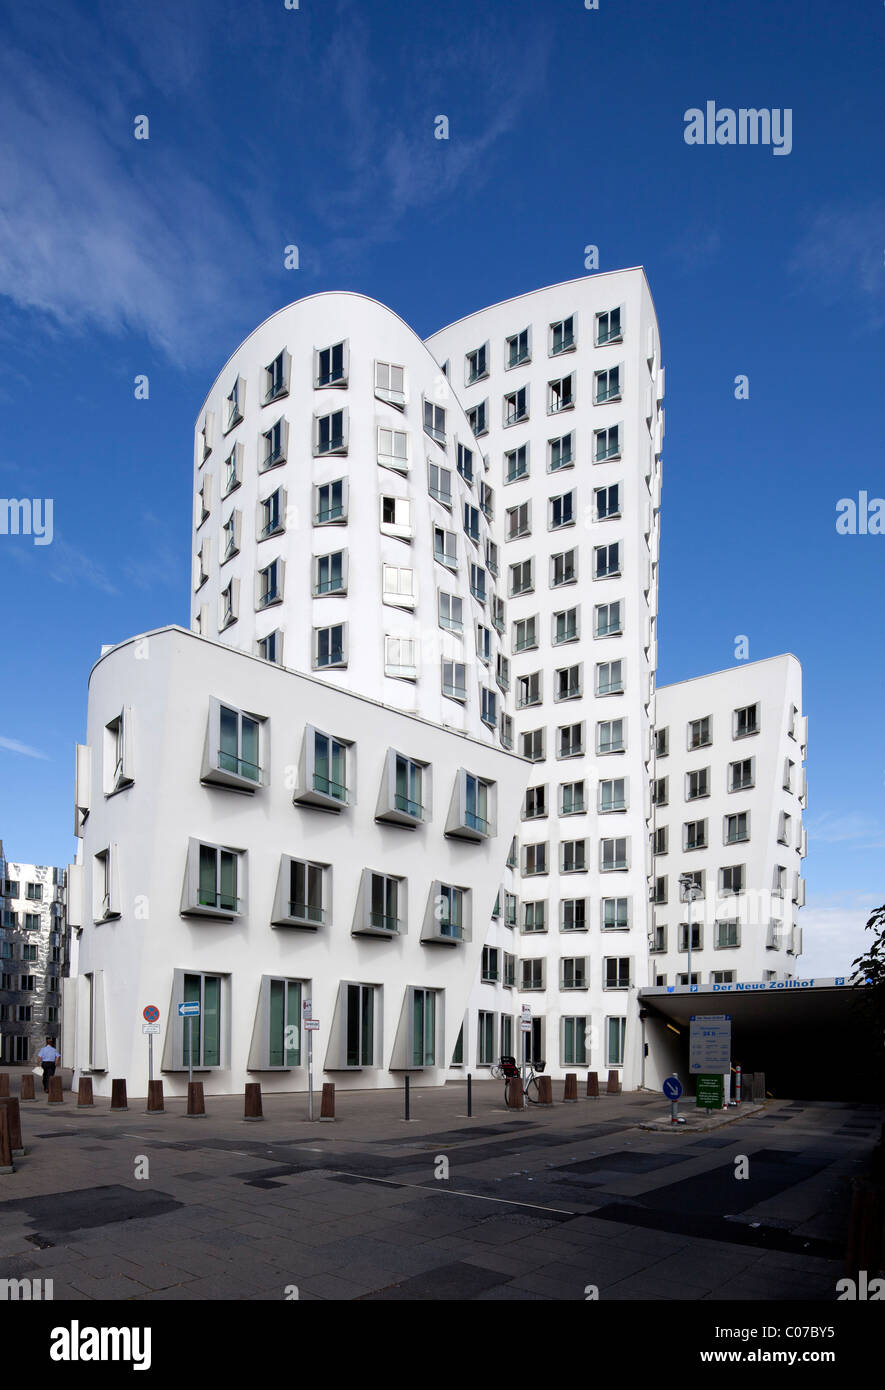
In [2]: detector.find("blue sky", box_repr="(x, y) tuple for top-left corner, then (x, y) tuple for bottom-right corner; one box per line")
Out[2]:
(0, 0), (882, 973)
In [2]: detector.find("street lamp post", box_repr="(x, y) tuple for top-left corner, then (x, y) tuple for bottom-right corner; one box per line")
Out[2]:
(679, 874), (702, 986)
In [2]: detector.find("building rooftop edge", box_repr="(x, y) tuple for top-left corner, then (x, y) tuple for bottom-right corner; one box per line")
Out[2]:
(656, 653), (802, 691)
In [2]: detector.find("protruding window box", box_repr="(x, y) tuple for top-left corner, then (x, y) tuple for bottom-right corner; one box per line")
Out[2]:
(421, 882), (472, 945)
(201, 698), (265, 792)
(376, 750), (429, 828)
(181, 838), (245, 920)
(271, 856), (330, 929)
(445, 770), (496, 842)
(352, 869), (406, 939)
(293, 726), (352, 812)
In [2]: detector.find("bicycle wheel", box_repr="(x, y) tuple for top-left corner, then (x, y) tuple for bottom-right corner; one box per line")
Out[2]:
(503, 1077), (513, 1106)
(523, 1074), (539, 1104)
(490, 1063), (503, 1080)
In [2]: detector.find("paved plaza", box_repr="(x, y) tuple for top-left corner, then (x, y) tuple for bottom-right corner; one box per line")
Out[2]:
(0, 1082), (878, 1301)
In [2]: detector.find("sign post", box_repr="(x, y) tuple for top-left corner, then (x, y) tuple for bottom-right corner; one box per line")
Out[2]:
(178, 1002), (200, 1085)
(143, 1006), (160, 1083)
(303, 999), (313, 1121)
(662, 1073), (683, 1124)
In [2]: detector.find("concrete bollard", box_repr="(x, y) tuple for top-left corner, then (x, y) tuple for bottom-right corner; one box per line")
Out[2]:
(0, 1074), (9, 1097)
(48, 1074), (64, 1104)
(77, 1076), (95, 1109)
(563, 1073), (578, 1103)
(244, 1083), (263, 1121)
(506, 1076), (524, 1109)
(111, 1079), (128, 1111)
(146, 1080), (165, 1113)
(0, 1098), (25, 1156)
(536, 1075), (553, 1106)
(0, 1107), (14, 1174)
(587, 1071), (599, 1098)
(606, 1070), (621, 1095)
(20, 1074), (35, 1101)
(319, 1082), (335, 1121)
(752, 1072), (766, 1101)
(186, 1081), (206, 1117)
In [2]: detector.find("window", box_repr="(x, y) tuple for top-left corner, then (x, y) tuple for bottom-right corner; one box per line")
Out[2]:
(561, 898), (587, 932)
(258, 558), (283, 608)
(655, 727), (669, 757)
(595, 366), (621, 404)
(428, 461), (452, 507)
(595, 602), (622, 637)
(272, 857), (328, 927)
(523, 843), (548, 876)
(259, 488), (285, 540)
(382, 564), (415, 609)
(594, 542), (620, 578)
(524, 785), (547, 820)
(203, 699), (263, 788)
(560, 781), (585, 815)
(221, 511), (240, 562)
(266, 979), (302, 1066)
(433, 525), (458, 568)
(480, 687), (497, 728)
(295, 727), (350, 809)
(720, 864), (745, 896)
(597, 660), (623, 696)
(503, 957), (516, 992)
(606, 1017), (626, 1067)
(733, 704), (759, 739)
(595, 482), (621, 519)
(423, 399), (446, 444)
(513, 616), (537, 652)
(466, 344), (488, 383)
(778, 812), (792, 845)
(257, 631), (282, 665)
(597, 719), (625, 754)
(688, 717), (712, 750)
(510, 559), (534, 596)
(521, 958), (545, 991)
(22, 944), (38, 963)
(264, 350), (290, 404)
(596, 307), (622, 345)
(521, 729), (545, 763)
(360, 871), (403, 935)
(561, 959), (587, 991)
(442, 660), (467, 701)
(506, 501), (531, 539)
(316, 341), (347, 387)
(426, 883), (468, 943)
(477, 1011), (496, 1065)
(651, 923), (667, 952)
(480, 479), (495, 520)
(553, 607), (578, 644)
(504, 386), (528, 426)
(467, 400), (488, 436)
(505, 444), (528, 483)
(225, 375), (244, 432)
(550, 316), (575, 355)
(551, 549), (577, 587)
(345, 984), (375, 1067)
(652, 776), (668, 806)
(457, 442), (475, 486)
(602, 898), (629, 930)
(684, 819), (707, 851)
(549, 491), (575, 529)
(516, 672), (541, 709)
(504, 892), (518, 927)
(725, 812), (749, 845)
(485, 538), (499, 575)
(600, 838), (628, 872)
(377, 426), (409, 473)
(555, 665), (581, 701)
(482, 946), (500, 983)
(716, 920), (740, 949)
(773, 864), (787, 897)
(711, 971), (736, 985)
(599, 778), (627, 813)
(223, 444), (241, 496)
(783, 759), (795, 793)
(375, 361), (406, 407)
(653, 826), (669, 855)
(24, 913), (40, 930)
(548, 374), (574, 414)
(382, 495), (413, 539)
(562, 1016), (588, 1065)
(469, 561), (486, 604)
(376, 750), (426, 826)
(439, 591), (463, 633)
(315, 409), (347, 455)
(19, 975), (35, 992)
(261, 417), (288, 469)
(594, 425), (621, 462)
(548, 432), (574, 472)
(558, 723), (584, 758)
(686, 768), (710, 800)
(315, 479), (346, 525)
(314, 623), (346, 669)
(604, 958), (630, 990)
(561, 840), (586, 873)
(385, 636), (418, 680)
(181, 840), (242, 919)
(499, 712), (514, 750)
(506, 327), (531, 368)
(104, 709), (133, 794)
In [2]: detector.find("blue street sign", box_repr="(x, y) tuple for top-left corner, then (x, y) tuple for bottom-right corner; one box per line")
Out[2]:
(663, 1076), (683, 1101)
(178, 1002), (200, 1017)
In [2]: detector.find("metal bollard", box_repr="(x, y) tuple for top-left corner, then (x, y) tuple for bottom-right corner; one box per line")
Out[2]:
(404, 1075), (410, 1121)
(319, 1082), (335, 1121)
(111, 1078), (128, 1111)
(244, 1082), (263, 1121)
(186, 1082), (206, 1116)
(467, 1072), (472, 1118)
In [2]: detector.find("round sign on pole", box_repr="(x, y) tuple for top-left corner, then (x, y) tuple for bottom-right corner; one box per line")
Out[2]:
(143, 1005), (160, 1024)
(662, 1075), (683, 1101)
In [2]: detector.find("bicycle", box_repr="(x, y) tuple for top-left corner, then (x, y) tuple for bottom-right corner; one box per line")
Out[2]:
(493, 1054), (545, 1105)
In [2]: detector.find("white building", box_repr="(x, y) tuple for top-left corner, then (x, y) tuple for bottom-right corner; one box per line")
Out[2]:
(650, 655), (807, 988)
(0, 848), (68, 1064)
(427, 270), (663, 1087)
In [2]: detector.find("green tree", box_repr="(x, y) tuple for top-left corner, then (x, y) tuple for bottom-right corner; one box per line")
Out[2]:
(851, 904), (885, 1090)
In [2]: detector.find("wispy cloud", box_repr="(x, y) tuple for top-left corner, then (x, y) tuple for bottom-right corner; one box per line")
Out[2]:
(667, 226), (721, 275)
(799, 897), (882, 978)
(805, 812), (885, 850)
(789, 201), (885, 329)
(0, 735), (49, 760)
(47, 539), (119, 596)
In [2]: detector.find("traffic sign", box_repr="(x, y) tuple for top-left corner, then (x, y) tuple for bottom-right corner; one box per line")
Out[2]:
(178, 1002), (200, 1017)
(142, 1023), (160, 1035)
(302, 999), (312, 1015)
(143, 1005), (159, 1023)
(662, 1075), (683, 1101)
(304, 1019), (320, 1031)
(519, 1020), (532, 1032)
(521, 1005), (532, 1020)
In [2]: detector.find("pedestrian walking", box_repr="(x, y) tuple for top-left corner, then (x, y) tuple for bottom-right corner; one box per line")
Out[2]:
(37, 1037), (60, 1094)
